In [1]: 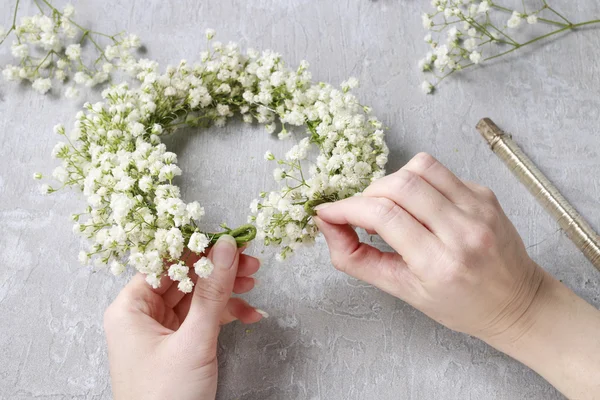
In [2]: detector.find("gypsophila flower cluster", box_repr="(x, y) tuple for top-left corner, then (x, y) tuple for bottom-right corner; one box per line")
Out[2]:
(43, 30), (388, 291)
(419, 0), (600, 93)
(1, 0), (141, 97)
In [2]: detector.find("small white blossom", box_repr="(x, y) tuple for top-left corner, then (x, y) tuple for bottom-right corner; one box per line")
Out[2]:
(32, 78), (52, 94)
(421, 80), (433, 94)
(78, 251), (89, 265)
(273, 168), (286, 181)
(194, 257), (214, 279)
(188, 232), (210, 254)
(507, 11), (523, 28)
(422, 13), (434, 29)
(469, 51), (482, 64)
(527, 15), (538, 25)
(168, 263), (189, 281)
(477, 1), (490, 14)
(65, 43), (81, 60)
(11, 43), (29, 59)
(110, 261), (126, 276)
(177, 277), (194, 293)
(63, 4), (76, 17)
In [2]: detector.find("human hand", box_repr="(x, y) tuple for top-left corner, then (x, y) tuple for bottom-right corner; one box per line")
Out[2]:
(103, 235), (267, 400)
(315, 153), (600, 399)
(314, 152), (545, 342)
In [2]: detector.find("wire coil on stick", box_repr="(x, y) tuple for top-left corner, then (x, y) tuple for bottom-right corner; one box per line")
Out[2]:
(476, 118), (600, 272)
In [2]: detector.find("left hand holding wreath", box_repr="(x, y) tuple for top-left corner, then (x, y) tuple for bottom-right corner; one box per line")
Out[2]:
(104, 235), (266, 400)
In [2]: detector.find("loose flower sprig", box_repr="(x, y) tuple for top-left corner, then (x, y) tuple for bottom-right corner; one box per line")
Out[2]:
(419, 0), (600, 93)
(41, 31), (389, 292)
(1, 0), (141, 97)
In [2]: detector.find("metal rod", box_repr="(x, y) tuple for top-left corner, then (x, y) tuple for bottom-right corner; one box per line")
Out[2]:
(476, 118), (600, 272)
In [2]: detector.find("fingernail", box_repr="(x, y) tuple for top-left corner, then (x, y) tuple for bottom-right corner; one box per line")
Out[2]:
(255, 309), (269, 318)
(314, 203), (332, 212)
(212, 235), (237, 270)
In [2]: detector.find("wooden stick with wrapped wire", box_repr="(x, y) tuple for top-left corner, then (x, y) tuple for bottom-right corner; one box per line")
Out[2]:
(476, 118), (600, 272)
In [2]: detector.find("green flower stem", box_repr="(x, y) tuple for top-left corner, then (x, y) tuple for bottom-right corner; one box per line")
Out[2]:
(542, 1), (573, 25)
(432, 14), (600, 90)
(0, 0), (20, 46)
(304, 197), (336, 216)
(492, 3), (568, 27)
(207, 224), (257, 247)
(484, 19), (600, 63)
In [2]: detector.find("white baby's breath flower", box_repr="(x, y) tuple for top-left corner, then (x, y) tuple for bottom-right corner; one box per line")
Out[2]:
(421, 80), (433, 94)
(110, 261), (126, 276)
(11, 43), (29, 59)
(469, 51), (482, 64)
(273, 168), (286, 181)
(477, 1), (490, 14)
(31, 78), (52, 94)
(507, 11), (523, 28)
(422, 13), (434, 29)
(194, 257), (214, 279)
(168, 263), (189, 281)
(46, 37), (388, 291)
(205, 28), (216, 40)
(65, 43), (81, 60)
(63, 4), (75, 17)
(527, 15), (538, 24)
(177, 277), (194, 293)
(464, 38), (477, 51)
(78, 250), (89, 265)
(188, 232), (210, 254)
(3, 65), (20, 81)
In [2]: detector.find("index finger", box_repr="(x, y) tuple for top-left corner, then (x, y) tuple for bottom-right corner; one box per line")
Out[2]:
(316, 196), (443, 273)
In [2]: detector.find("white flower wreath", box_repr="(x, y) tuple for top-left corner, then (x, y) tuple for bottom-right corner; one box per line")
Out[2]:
(46, 32), (389, 292)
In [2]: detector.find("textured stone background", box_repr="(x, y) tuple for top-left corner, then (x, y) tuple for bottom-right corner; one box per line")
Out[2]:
(1, 1), (599, 399)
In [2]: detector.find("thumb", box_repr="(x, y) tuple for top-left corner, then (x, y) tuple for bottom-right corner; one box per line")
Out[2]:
(182, 235), (239, 338)
(314, 216), (416, 301)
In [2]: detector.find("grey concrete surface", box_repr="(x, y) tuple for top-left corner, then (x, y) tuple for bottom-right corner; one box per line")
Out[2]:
(1, 0), (599, 399)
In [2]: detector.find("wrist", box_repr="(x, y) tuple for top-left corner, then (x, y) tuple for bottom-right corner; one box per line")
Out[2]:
(482, 266), (600, 398)
(481, 266), (554, 350)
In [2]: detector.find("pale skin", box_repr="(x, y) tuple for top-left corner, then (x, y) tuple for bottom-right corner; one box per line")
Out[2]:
(104, 153), (600, 399)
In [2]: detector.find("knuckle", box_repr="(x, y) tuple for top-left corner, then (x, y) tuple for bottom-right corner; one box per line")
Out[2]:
(390, 169), (420, 194)
(195, 278), (227, 303)
(409, 152), (438, 173)
(478, 186), (499, 203)
(478, 204), (500, 227)
(466, 223), (496, 250)
(373, 197), (403, 225)
(442, 260), (469, 284)
(330, 254), (347, 273)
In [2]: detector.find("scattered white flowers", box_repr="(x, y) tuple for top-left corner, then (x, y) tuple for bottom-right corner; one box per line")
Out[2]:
(419, 1), (600, 93)
(507, 11), (523, 29)
(1, 1), (141, 97)
(45, 31), (388, 291)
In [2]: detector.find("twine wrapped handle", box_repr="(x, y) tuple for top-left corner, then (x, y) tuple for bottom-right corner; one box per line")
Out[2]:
(476, 118), (600, 272)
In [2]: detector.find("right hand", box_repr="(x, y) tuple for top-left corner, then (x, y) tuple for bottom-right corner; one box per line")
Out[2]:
(314, 152), (546, 343)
